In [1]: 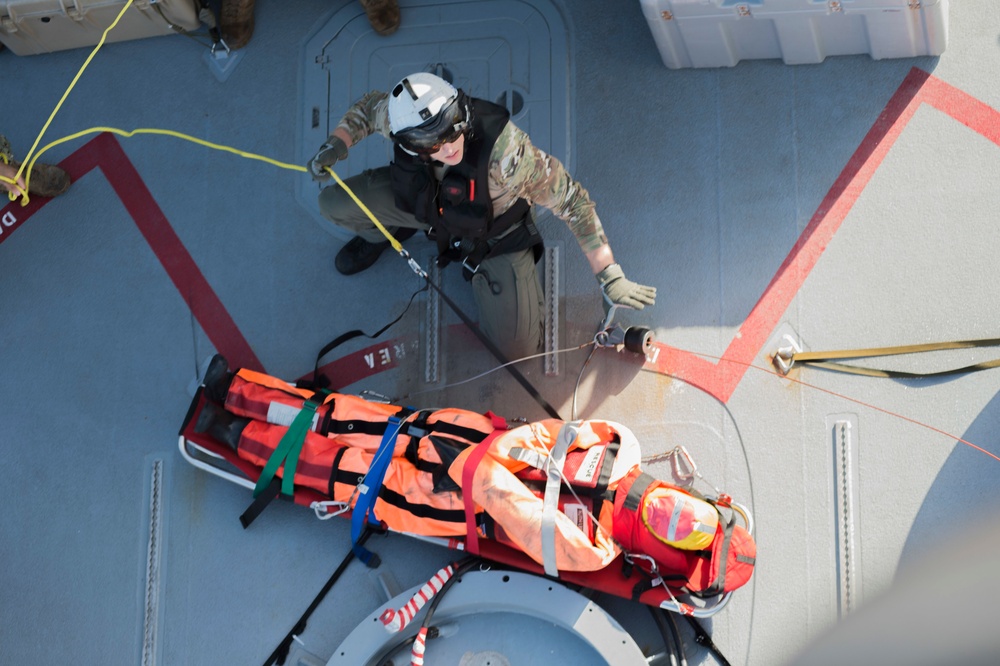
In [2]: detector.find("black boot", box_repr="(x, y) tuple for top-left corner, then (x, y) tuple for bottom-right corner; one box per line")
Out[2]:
(202, 354), (233, 404)
(334, 228), (417, 275)
(194, 402), (249, 452)
(359, 0), (400, 35)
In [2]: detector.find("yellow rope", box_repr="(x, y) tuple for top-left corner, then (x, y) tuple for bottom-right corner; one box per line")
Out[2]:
(324, 166), (402, 252)
(1, 154), (28, 200)
(4, 125), (403, 249)
(11, 0), (136, 203)
(2, 0), (402, 251)
(35, 126), (308, 173)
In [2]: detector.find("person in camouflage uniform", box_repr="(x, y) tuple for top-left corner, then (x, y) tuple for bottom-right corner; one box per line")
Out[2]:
(307, 73), (655, 359)
(1, 134), (71, 200)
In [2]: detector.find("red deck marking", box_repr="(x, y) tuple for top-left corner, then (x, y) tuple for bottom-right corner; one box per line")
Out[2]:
(304, 337), (408, 390)
(644, 68), (1000, 403)
(6, 69), (997, 391)
(0, 187), (51, 241)
(1, 133), (263, 372)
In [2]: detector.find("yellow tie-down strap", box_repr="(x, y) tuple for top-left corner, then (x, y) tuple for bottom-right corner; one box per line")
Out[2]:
(775, 338), (1000, 378)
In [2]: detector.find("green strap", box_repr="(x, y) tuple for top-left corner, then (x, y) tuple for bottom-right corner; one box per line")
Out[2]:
(254, 399), (319, 498)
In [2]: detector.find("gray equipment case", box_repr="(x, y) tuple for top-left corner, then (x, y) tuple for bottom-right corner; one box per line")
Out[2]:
(640, 0), (949, 69)
(0, 0), (201, 56)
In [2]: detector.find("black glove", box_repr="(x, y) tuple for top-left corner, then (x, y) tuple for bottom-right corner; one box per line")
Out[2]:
(307, 136), (349, 182)
(596, 263), (657, 310)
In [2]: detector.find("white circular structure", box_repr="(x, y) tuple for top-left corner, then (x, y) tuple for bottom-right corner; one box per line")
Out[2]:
(327, 569), (648, 665)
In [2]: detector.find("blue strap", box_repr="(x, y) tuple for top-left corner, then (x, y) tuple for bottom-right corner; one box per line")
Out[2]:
(351, 415), (402, 566)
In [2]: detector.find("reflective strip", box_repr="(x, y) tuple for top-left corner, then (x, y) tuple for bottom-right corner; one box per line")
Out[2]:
(253, 400), (319, 499)
(542, 422), (578, 577)
(666, 495), (685, 543)
(695, 521), (715, 535)
(573, 445), (605, 485)
(508, 446), (546, 470)
(266, 401), (320, 430)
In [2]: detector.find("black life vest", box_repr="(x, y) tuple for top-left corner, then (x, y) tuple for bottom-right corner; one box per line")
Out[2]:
(389, 97), (539, 273)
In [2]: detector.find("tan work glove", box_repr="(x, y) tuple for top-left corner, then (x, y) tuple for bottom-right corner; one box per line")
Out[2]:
(596, 263), (657, 310)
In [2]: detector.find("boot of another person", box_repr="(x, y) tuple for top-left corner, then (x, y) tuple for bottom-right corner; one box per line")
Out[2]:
(9, 159), (71, 198)
(335, 227), (416, 275)
(360, 0), (400, 35)
(201, 354), (234, 404)
(194, 402), (249, 453)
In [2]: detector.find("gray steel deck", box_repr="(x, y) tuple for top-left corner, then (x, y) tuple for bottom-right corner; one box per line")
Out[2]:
(2, 1), (999, 664)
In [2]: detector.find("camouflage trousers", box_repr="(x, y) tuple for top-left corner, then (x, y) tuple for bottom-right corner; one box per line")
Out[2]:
(318, 166), (544, 360)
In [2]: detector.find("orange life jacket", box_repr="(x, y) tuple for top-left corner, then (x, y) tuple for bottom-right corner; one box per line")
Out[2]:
(449, 419), (642, 574)
(226, 368), (496, 536)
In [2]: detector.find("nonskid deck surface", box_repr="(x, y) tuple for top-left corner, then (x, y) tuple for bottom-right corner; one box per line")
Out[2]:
(2, 1), (1000, 664)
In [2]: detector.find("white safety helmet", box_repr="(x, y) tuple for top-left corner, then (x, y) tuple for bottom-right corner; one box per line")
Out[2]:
(388, 72), (470, 154)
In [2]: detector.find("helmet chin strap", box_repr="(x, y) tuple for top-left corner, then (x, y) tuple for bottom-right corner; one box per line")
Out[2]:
(455, 89), (473, 135)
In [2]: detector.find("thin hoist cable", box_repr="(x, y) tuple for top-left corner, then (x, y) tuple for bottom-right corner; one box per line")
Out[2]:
(663, 349), (1000, 465)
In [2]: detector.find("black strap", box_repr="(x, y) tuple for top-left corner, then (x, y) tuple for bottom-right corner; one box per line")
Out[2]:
(628, 565), (686, 602)
(433, 199), (533, 271)
(261, 530), (372, 666)
(425, 274), (562, 420)
(459, 213), (542, 280)
(327, 446), (348, 500)
(307, 229), (560, 420)
(592, 438), (621, 499)
(684, 616), (732, 666)
(623, 472), (657, 512)
(326, 465), (465, 525)
(378, 485), (467, 523)
(318, 413), (487, 443)
(631, 577), (657, 602)
(239, 476), (282, 529)
(307, 283), (427, 389)
(197, 0), (223, 45)
(404, 417), (490, 443)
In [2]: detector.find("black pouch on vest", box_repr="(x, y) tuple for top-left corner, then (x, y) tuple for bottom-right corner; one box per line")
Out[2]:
(439, 171), (491, 239)
(390, 162), (431, 219)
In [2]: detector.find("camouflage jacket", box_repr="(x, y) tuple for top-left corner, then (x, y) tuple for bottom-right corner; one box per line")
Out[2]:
(336, 91), (608, 253)
(0, 134), (12, 162)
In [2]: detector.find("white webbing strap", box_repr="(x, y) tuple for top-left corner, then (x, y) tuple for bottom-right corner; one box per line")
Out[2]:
(541, 421), (578, 577)
(508, 446), (546, 470)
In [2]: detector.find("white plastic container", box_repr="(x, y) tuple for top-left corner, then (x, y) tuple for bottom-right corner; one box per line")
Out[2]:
(0, 0), (201, 56)
(639, 0), (949, 69)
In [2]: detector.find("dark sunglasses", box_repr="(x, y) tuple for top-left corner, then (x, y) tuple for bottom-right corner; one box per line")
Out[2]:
(408, 126), (466, 155)
(393, 95), (469, 154)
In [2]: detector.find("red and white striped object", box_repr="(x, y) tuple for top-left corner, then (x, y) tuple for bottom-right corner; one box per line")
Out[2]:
(379, 563), (458, 634)
(410, 626), (429, 665)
